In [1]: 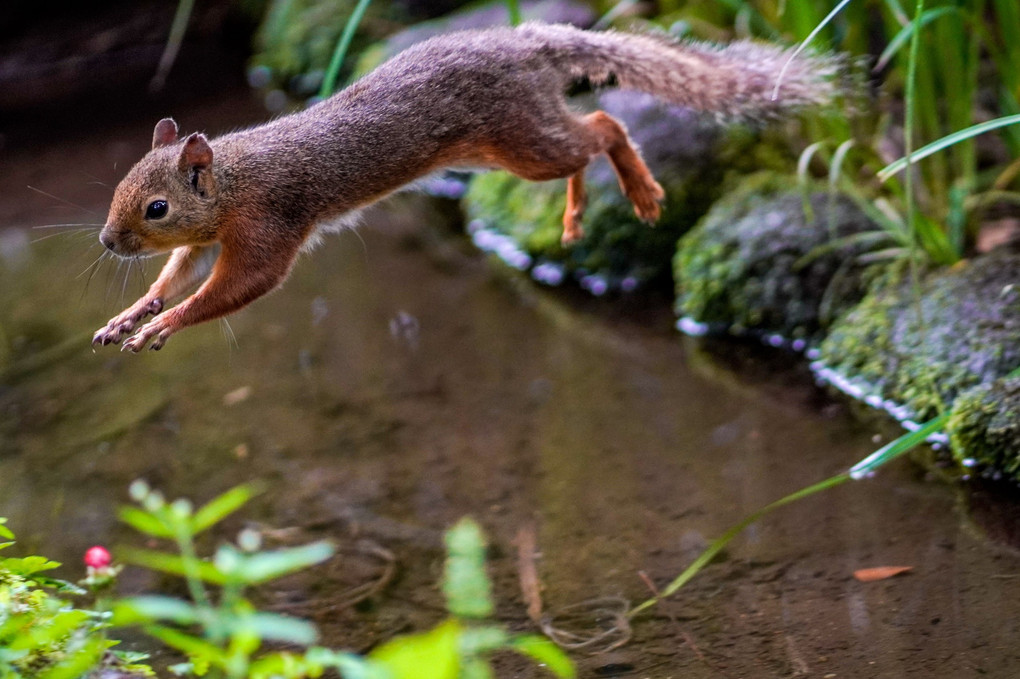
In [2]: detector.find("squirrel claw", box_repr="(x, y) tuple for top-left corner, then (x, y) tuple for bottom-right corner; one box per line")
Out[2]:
(121, 316), (174, 353)
(94, 297), (166, 350)
(121, 336), (146, 353)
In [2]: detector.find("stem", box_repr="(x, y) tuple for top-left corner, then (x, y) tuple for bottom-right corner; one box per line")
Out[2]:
(151, 0), (195, 92)
(903, 0), (924, 270)
(319, 0), (373, 98)
(172, 519), (216, 636)
(505, 0), (522, 26)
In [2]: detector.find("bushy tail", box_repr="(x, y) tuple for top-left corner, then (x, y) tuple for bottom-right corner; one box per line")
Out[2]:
(519, 23), (845, 122)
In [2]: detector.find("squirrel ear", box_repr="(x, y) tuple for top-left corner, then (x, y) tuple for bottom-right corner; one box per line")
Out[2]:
(152, 118), (179, 149)
(178, 133), (213, 171)
(179, 133), (215, 196)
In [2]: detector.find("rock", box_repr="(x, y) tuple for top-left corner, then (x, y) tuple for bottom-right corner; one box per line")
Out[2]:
(815, 245), (1020, 423)
(949, 377), (1020, 481)
(674, 173), (880, 347)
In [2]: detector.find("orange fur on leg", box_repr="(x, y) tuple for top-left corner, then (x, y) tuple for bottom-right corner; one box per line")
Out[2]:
(582, 111), (665, 224)
(563, 171), (588, 243)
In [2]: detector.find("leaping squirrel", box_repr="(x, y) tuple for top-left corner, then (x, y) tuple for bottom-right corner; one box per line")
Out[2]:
(92, 22), (842, 352)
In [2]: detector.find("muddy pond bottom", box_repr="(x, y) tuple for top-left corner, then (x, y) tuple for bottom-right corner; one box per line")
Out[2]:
(1, 126), (1019, 677)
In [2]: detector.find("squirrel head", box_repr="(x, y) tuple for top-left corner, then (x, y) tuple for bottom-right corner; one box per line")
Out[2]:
(100, 118), (220, 257)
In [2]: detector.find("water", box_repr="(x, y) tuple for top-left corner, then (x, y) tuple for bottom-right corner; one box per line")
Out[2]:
(1, 92), (1019, 677)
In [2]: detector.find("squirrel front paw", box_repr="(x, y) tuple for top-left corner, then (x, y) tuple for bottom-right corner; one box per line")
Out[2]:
(121, 315), (176, 353)
(93, 298), (164, 347)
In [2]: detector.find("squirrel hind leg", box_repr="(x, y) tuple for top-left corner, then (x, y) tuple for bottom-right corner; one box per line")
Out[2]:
(582, 111), (665, 225)
(484, 109), (663, 241)
(562, 171), (588, 244)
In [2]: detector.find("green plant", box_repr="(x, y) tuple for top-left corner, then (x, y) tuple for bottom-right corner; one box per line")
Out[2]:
(112, 481), (353, 678)
(640, 0), (1020, 264)
(3, 482), (575, 679)
(113, 481), (573, 679)
(0, 519), (151, 678)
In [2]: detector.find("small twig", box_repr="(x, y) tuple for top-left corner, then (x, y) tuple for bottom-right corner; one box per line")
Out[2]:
(514, 524), (544, 625)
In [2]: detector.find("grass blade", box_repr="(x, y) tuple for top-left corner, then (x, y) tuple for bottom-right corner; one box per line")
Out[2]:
(504, 0), (521, 26)
(878, 114), (1020, 182)
(319, 0), (374, 98)
(849, 413), (949, 478)
(629, 473), (850, 617)
(630, 414), (948, 618)
(771, 0), (855, 100)
(873, 6), (960, 72)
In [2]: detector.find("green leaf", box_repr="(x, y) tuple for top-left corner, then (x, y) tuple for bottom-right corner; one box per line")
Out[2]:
(233, 541), (335, 585)
(370, 619), (462, 679)
(35, 636), (108, 679)
(226, 622), (261, 659)
(1, 555), (62, 576)
(190, 485), (259, 535)
(144, 624), (227, 665)
(248, 652), (314, 679)
(509, 635), (576, 678)
(460, 657), (495, 679)
(111, 595), (200, 626)
(245, 612), (318, 645)
(31, 576), (86, 595)
(442, 518), (494, 619)
(305, 648), (392, 679)
(458, 627), (507, 656)
(7, 610), (89, 650)
(0, 519), (13, 540)
(119, 506), (175, 539)
(119, 547), (228, 584)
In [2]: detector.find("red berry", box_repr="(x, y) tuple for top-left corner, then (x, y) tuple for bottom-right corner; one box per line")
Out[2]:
(84, 545), (111, 569)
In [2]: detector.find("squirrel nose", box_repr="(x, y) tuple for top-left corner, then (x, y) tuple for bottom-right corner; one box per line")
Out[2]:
(100, 232), (116, 251)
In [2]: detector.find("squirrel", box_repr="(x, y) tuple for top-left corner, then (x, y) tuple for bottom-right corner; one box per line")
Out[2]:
(92, 21), (842, 352)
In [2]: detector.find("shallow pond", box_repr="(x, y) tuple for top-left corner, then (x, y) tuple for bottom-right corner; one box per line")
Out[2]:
(2, 92), (1019, 678)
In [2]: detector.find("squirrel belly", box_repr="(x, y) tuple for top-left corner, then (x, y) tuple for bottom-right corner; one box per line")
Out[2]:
(93, 21), (842, 352)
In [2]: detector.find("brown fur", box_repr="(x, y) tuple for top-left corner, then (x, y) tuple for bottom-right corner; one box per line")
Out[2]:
(94, 22), (842, 351)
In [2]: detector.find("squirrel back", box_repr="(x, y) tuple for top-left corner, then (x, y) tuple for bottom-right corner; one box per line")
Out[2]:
(364, 22), (843, 122)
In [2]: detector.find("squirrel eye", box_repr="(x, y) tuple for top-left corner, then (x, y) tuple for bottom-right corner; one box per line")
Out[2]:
(145, 200), (169, 220)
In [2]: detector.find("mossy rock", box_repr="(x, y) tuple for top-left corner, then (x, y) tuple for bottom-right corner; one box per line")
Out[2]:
(949, 377), (1020, 480)
(673, 173), (881, 346)
(816, 245), (1020, 423)
(464, 93), (794, 292)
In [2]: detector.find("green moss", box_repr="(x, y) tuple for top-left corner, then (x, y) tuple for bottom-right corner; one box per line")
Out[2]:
(674, 173), (881, 342)
(465, 172), (566, 256)
(949, 377), (1020, 479)
(818, 247), (1020, 422)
